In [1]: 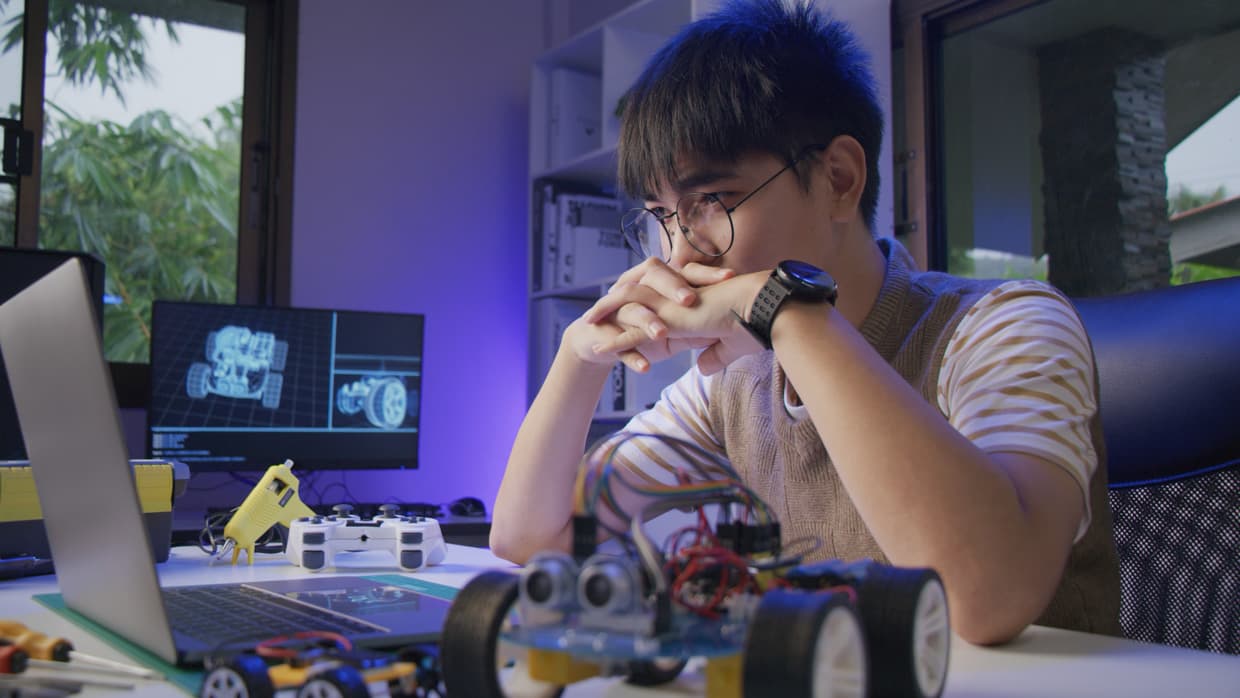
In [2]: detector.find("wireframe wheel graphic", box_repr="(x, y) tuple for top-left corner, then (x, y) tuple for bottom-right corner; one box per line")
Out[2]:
(743, 589), (867, 698)
(199, 654), (274, 698)
(364, 377), (406, 429)
(262, 373), (283, 409)
(272, 340), (289, 372)
(441, 570), (563, 698)
(187, 362), (211, 399)
(854, 566), (951, 698)
(295, 665), (369, 698)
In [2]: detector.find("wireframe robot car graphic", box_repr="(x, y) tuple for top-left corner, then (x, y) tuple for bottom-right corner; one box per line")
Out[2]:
(336, 376), (416, 429)
(186, 325), (288, 410)
(440, 433), (952, 698)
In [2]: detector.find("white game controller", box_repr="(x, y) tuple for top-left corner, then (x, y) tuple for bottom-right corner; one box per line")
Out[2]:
(286, 504), (447, 572)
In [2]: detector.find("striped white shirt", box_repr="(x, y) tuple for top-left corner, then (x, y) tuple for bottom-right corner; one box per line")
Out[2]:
(619, 279), (1097, 541)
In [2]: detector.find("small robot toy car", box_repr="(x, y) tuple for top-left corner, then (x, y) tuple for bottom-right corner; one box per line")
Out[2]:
(198, 632), (443, 698)
(439, 434), (952, 698)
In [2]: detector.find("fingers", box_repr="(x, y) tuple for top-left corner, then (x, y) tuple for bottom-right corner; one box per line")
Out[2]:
(679, 262), (736, 288)
(585, 259), (736, 324)
(591, 323), (653, 358)
(584, 281), (666, 325)
(617, 349), (650, 373)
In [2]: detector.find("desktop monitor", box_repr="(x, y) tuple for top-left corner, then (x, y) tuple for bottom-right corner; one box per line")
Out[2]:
(0, 249), (106, 461)
(147, 301), (424, 471)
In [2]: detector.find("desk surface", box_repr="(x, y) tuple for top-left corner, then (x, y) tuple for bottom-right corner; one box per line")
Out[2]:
(0, 545), (1236, 697)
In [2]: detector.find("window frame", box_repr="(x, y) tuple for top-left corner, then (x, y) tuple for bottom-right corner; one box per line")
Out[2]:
(7, 0), (299, 406)
(893, 0), (1045, 271)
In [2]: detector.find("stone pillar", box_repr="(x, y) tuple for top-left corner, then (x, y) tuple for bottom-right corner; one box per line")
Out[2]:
(1038, 29), (1171, 297)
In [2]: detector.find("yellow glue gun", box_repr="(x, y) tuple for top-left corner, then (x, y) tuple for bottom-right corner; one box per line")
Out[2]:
(222, 459), (315, 564)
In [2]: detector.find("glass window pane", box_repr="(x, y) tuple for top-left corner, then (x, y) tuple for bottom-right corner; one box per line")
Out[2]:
(38, 0), (245, 361)
(0, 0), (23, 247)
(935, 0), (1240, 294)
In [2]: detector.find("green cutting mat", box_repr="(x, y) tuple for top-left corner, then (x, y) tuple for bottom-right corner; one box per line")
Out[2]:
(34, 574), (461, 696)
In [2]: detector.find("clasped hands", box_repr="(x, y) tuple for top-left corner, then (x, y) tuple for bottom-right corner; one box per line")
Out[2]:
(565, 259), (768, 376)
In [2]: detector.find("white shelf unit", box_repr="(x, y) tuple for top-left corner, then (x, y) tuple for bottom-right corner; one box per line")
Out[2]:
(527, 0), (706, 418)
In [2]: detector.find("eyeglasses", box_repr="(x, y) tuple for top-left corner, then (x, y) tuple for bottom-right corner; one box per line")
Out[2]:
(620, 145), (825, 262)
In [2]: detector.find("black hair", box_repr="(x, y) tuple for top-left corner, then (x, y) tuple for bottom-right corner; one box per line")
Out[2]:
(617, 0), (884, 231)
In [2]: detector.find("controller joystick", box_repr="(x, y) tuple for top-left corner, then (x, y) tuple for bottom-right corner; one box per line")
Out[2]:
(379, 503), (401, 519)
(286, 507), (447, 572)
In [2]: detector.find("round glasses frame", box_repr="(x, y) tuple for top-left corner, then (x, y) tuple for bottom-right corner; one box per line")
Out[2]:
(620, 145), (826, 263)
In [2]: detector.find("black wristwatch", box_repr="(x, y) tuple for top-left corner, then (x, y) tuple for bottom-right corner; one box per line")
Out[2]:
(739, 260), (837, 349)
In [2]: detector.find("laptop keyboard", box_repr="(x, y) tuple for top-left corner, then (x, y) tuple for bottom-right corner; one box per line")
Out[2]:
(163, 584), (382, 648)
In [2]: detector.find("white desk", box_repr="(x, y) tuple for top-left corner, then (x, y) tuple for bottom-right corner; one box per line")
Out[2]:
(0, 544), (1236, 697)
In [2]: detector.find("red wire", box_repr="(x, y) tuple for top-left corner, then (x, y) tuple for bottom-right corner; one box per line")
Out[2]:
(255, 631), (352, 659)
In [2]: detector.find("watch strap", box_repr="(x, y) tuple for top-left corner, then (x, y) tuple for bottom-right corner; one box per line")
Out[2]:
(741, 272), (794, 350)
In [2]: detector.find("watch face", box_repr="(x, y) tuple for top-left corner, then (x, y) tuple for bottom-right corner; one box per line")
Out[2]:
(778, 260), (836, 297)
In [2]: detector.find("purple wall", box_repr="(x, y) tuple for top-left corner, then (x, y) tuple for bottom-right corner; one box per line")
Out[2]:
(289, 0), (545, 510)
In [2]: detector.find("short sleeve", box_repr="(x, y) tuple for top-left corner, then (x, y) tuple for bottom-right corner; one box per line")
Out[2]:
(937, 280), (1098, 542)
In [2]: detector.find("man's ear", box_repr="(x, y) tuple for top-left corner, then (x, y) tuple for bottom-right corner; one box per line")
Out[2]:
(819, 135), (867, 222)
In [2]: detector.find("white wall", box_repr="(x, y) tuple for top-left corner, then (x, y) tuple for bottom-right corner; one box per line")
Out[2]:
(288, 0), (546, 509)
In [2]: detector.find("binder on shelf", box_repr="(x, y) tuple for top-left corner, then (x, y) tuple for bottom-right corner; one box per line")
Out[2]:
(547, 67), (602, 169)
(556, 192), (628, 289)
(532, 179), (610, 293)
(599, 352), (694, 417)
(531, 298), (591, 388)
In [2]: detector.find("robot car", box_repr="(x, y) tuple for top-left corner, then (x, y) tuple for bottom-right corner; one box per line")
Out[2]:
(198, 632), (443, 698)
(439, 433), (952, 698)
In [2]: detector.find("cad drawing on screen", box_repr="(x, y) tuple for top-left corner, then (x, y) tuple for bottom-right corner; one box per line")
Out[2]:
(185, 325), (288, 409)
(335, 375), (417, 430)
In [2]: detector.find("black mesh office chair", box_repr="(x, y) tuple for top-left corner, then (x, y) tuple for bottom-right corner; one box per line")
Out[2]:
(1073, 276), (1240, 655)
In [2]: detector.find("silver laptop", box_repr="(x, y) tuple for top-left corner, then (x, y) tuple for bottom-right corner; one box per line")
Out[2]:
(0, 259), (450, 666)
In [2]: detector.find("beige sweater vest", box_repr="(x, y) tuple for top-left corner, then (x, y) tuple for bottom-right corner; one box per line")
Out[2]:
(707, 240), (1122, 635)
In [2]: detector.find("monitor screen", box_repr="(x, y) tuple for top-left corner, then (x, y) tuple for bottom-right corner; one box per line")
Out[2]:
(0, 249), (105, 461)
(147, 301), (424, 471)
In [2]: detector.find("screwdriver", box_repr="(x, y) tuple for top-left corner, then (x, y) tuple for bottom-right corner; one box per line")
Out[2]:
(0, 622), (160, 680)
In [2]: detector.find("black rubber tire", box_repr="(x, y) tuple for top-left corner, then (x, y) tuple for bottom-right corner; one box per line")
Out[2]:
(625, 657), (688, 686)
(743, 589), (868, 698)
(295, 665), (370, 698)
(853, 565), (951, 698)
(199, 654), (275, 698)
(441, 570), (563, 698)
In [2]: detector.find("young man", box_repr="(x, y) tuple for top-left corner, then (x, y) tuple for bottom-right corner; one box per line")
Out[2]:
(492, 0), (1121, 645)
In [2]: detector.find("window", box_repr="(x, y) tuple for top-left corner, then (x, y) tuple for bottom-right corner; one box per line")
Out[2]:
(0, 0), (296, 370)
(896, 0), (1240, 294)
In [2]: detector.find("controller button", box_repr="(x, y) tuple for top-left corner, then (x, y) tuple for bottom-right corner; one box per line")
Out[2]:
(303, 532), (326, 545)
(303, 550), (326, 570)
(400, 550), (424, 569)
(401, 531), (424, 545)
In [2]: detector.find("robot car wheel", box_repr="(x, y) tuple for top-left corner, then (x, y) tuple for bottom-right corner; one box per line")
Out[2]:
(743, 588), (868, 698)
(854, 565), (951, 698)
(440, 570), (564, 698)
(199, 654), (275, 698)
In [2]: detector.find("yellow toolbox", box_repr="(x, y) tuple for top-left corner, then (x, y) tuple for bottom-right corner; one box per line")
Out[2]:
(0, 459), (187, 563)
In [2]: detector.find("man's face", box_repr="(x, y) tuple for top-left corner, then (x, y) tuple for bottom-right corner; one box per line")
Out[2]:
(644, 150), (831, 275)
